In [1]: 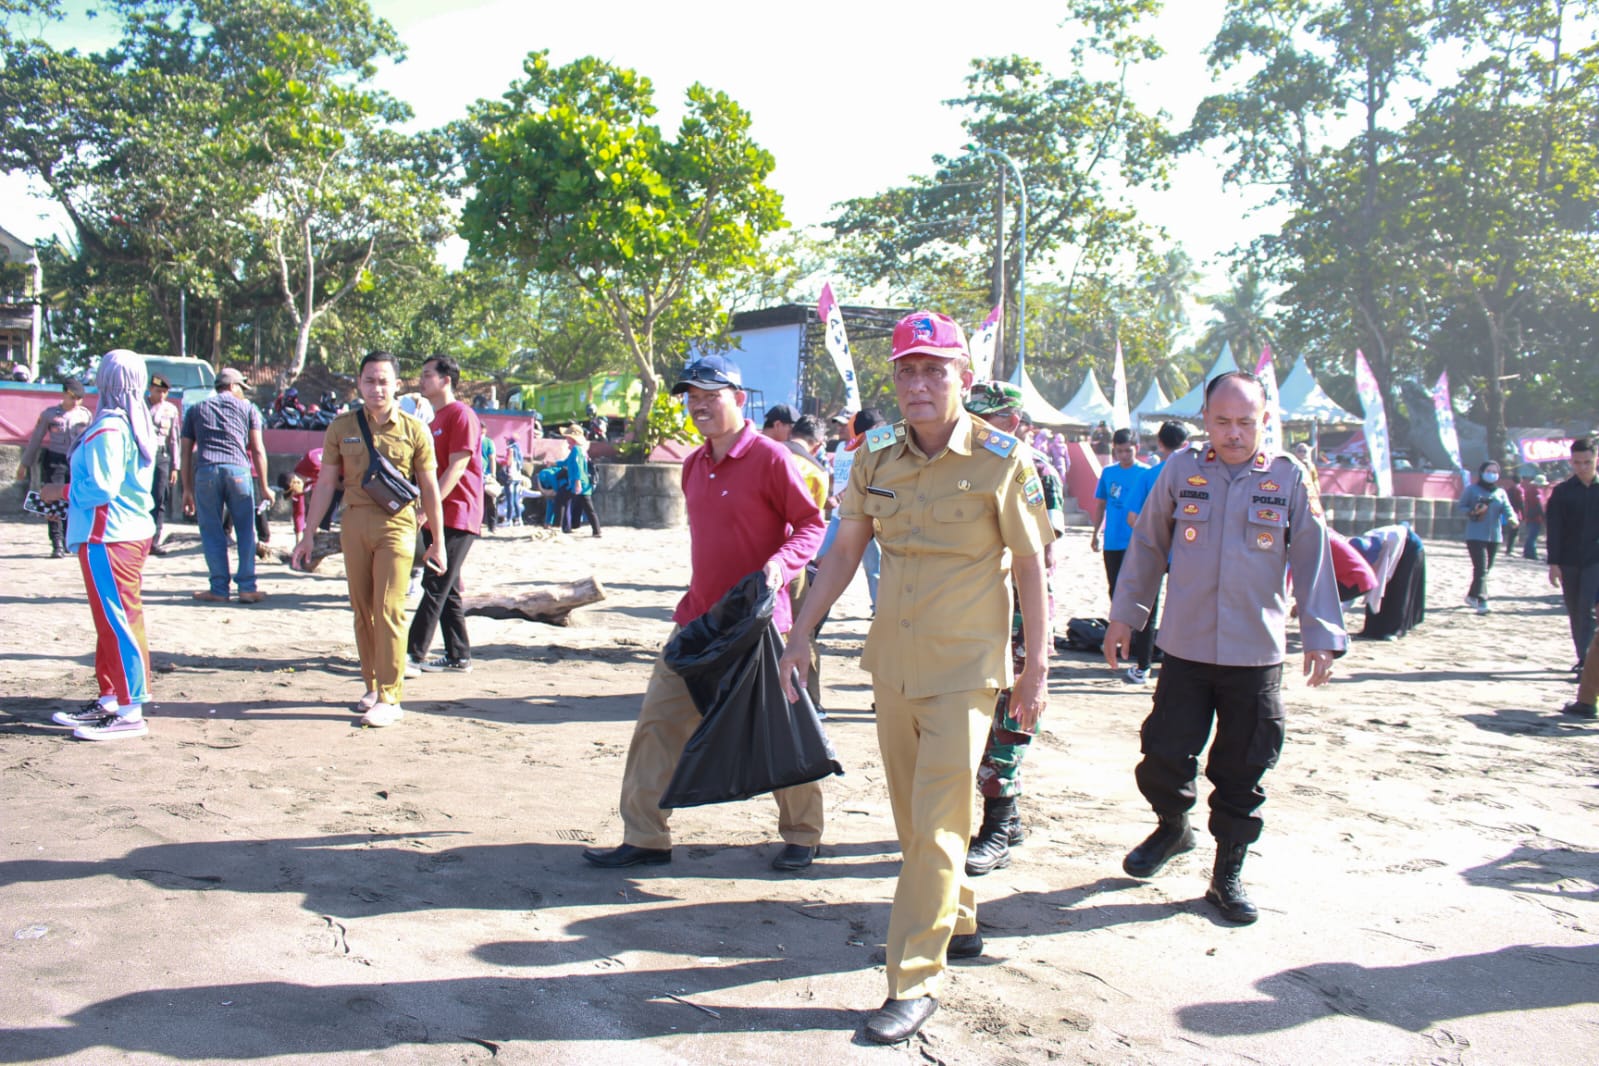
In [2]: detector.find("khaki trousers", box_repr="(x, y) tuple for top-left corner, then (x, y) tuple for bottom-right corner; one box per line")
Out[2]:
(341, 504), (417, 704)
(620, 640), (825, 850)
(874, 684), (996, 1000)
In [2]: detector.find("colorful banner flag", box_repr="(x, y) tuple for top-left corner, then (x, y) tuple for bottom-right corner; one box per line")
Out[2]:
(817, 283), (860, 415)
(1111, 341), (1130, 431)
(1354, 350), (1394, 497)
(1255, 344), (1282, 456)
(1433, 371), (1464, 473)
(969, 304), (1002, 381)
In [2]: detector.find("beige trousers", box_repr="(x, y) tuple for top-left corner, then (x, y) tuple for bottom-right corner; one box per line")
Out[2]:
(619, 641), (825, 850)
(341, 504), (416, 704)
(873, 684), (996, 1000)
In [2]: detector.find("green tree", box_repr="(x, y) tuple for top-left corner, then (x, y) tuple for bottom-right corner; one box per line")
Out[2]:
(1197, 266), (1277, 370)
(459, 52), (786, 441)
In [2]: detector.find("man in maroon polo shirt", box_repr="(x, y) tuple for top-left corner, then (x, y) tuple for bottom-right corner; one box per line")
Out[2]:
(584, 354), (828, 872)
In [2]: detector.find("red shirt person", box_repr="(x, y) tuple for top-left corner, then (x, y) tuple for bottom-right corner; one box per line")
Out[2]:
(405, 355), (485, 673)
(584, 353), (828, 872)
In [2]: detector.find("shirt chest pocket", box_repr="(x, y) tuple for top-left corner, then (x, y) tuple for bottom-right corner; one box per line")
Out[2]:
(1174, 496), (1210, 546)
(1247, 505), (1287, 553)
(863, 493), (904, 539)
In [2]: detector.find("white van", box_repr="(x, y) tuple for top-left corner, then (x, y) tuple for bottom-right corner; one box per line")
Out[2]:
(137, 355), (217, 409)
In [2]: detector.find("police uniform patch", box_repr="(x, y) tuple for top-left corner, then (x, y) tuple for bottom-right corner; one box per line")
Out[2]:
(1256, 531), (1275, 549)
(1183, 526), (1198, 542)
(1205, 448), (1217, 461)
(1259, 479), (1280, 492)
(1187, 474), (1209, 487)
(1255, 508), (1282, 523)
(1183, 502), (1200, 515)
(1253, 453), (1269, 469)
(1023, 474), (1044, 508)
(866, 424), (903, 452)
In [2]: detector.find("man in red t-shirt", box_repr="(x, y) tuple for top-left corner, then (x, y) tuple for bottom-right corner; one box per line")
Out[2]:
(405, 355), (485, 673)
(583, 354), (828, 872)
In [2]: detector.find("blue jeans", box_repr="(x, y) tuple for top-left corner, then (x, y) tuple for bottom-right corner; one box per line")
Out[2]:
(195, 463), (257, 595)
(817, 512), (880, 610)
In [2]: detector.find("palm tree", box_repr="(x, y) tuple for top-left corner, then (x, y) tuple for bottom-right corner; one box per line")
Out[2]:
(1198, 267), (1276, 369)
(1144, 247), (1202, 330)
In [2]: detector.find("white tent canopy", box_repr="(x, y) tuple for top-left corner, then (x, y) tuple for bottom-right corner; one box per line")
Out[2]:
(1057, 367), (1115, 427)
(1150, 343), (1241, 419)
(1131, 377), (1171, 426)
(1277, 354), (1360, 423)
(1013, 367), (1084, 427)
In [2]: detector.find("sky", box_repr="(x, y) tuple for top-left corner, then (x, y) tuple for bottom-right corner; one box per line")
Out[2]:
(0, 0), (1282, 297)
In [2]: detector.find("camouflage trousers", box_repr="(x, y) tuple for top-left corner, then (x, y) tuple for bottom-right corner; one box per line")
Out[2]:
(975, 573), (1055, 800)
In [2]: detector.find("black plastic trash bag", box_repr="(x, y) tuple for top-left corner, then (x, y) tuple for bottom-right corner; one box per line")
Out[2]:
(659, 571), (844, 809)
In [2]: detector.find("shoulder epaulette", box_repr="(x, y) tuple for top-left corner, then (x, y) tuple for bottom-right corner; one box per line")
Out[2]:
(865, 422), (907, 453)
(973, 425), (1019, 459)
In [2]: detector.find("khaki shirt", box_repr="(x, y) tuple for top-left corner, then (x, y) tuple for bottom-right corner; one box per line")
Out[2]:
(841, 411), (1050, 698)
(322, 406), (434, 514)
(1110, 445), (1347, 667)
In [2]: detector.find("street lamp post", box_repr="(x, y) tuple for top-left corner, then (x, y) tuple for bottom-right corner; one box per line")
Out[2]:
(968, 144), (1026, 381)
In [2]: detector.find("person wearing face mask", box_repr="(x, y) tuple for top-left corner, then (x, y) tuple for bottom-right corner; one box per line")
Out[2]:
(1457, 460), (1516, 615)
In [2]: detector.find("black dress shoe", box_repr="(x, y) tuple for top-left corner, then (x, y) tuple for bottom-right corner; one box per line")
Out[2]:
(582, 843), (671, 868)
(947, 932), (984, 959)
(864, 996), (937, 1044)
(770, 843), (818, 871)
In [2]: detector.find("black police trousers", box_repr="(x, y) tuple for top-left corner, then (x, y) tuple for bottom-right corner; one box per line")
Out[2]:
(1134, 653), (1285, 844)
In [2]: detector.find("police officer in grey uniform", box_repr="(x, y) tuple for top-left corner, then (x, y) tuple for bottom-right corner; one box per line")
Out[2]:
(1104, 371), (1345, 923)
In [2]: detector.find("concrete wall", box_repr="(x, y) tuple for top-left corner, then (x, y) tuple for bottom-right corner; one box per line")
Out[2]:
(592, 462), (685, 530)
(1322, 493), (1467, 541)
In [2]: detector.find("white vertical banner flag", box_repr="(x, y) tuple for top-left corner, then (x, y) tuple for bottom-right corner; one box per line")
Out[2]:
(817, 283), (860, 415)
(1254, 344), (1282, 456)
(1433, 370), (1464, 473)
(969, 304), (1002, 381)
(1111, 341), (1131, 431)
(1354, 350), (1394, 497)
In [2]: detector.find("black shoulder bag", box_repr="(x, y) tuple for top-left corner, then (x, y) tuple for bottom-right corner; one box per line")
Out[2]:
(356, 409), (419, 515)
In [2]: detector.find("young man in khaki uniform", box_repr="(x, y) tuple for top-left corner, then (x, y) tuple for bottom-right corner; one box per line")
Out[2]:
(780, 311), (1052, 1045)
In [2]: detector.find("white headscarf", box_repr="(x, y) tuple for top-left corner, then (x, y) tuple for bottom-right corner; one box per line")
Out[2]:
(84, 349), (156, 465)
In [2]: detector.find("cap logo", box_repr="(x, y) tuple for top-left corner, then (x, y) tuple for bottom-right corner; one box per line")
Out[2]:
(910, 316), (936, 340)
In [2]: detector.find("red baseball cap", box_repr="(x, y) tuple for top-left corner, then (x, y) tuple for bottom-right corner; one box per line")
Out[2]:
(890, 311), (968, 361)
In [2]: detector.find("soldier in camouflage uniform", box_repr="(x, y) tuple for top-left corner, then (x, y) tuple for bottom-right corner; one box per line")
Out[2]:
(962, 381), (1065, 875)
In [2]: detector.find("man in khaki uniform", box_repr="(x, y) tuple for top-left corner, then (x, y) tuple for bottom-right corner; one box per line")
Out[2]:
(780, 311), (1051, 1045)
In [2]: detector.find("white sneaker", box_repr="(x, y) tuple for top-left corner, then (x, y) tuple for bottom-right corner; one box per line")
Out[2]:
(404, 658), (423, 679)
(1476, 600), (1491, 615)
(1463, 595), (1480, 609)
(1124, 666), (1149, 685)
(73, 711), (148, 741)
(361, 703), (403, 728)
(419, 656), (472, 673)
(53, 697), (116, 726)
(354, 690), (380, 713)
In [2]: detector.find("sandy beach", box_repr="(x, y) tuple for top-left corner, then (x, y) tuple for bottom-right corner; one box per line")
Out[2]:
(1, 512), (1596, 1065)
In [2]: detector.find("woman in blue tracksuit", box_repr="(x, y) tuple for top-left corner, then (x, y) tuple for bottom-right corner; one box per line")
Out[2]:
(1457, 460), (1516, 614)
(47, 349), (158, 740)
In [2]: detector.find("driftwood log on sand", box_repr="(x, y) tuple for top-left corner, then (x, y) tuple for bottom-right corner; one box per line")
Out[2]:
(463, 577), (605, 626)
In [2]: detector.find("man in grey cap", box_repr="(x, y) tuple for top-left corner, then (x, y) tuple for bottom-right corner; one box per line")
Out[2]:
(181, 367), (272, 603)
(17, 378), (91, 557)
(583, 354), (827, 873)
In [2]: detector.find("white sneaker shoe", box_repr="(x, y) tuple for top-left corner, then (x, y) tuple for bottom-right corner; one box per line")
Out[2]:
(361, 703), (403, 728)
(1476, 599), (1491, 614)
(1124, 666), (1149, 685)
(404, 658), (423, 679)
(354, 690), (380, 713)
(53, 697), (116, 726)
(73, 711), (148, 741)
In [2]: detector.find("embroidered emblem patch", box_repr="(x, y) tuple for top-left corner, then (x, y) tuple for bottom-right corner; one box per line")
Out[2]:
(1259, 479), (1280, 492)
(1023, 475), (1044, 507)
(1205, 448), (1217, 461)
(1256, 531), (1275, 549)
(1187, 474), (1209, 487)
(1183, 502), (1200, 515)
(957, 479), (972, 491)
(1253, 453), (1269, 469)
(1255, 508), (1282, 523)
(1183, 526), (1198, 543)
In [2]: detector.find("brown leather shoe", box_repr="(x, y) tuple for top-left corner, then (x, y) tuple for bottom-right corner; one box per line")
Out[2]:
(864, 997), (937, 1044)
(192, 590), (229, 603)
(238, 590), (267, 604)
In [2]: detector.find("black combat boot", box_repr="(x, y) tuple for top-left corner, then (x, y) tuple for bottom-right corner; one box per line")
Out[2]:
(1122, 813), (1195, 878)
(1206, 839), (1259, 924)
(965, 796), (1019, 876)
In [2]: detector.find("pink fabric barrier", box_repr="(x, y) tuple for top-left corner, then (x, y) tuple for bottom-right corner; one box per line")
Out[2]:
(1317, 466), (1463, 500)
